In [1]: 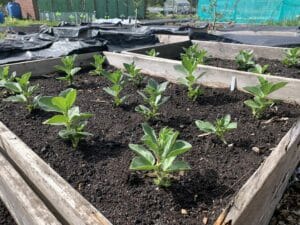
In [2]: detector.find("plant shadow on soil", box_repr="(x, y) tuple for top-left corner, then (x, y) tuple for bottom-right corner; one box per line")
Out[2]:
(167, 170), (233, 209)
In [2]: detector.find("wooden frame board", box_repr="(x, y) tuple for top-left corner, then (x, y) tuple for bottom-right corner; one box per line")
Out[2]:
(0, 53), (95, 77)
(0, 151), (61, 225)
(105, 51), (300, 104)
(126, 39), (288, 61)
(0, 121), (112, 225)
(191, 40), (288, 61)
(157, 34), (190, 44)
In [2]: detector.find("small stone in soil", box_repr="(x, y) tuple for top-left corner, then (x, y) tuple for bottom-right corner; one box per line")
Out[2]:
(181, 209), (188, 215)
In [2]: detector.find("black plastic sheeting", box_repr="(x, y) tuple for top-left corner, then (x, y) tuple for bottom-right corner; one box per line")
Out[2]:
(1, 22), (300, 65)
(0, 24), (158, 65)
(189, 27), (300, 48)
(0, 39), (107, 65)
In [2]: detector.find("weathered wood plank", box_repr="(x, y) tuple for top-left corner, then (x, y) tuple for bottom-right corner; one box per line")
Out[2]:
(0, 53), (95, 77)
(157, 34), (190, 44)
(213, 30), (298, 37)
(0, 151), (62, 225)
(191, 40), (287, 60)
(126, 41), (191, 59)
(127, 40), (288, 61)
(105, 52), (300, 104)
(0, 122), (112, 225)
(223, 119), (300, 225)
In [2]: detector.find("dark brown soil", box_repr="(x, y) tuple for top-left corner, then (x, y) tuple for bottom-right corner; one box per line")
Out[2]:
(0, 70), (299, 225)
(205, 58), (300, 79)
(150, 52), (300, 79)
(269, 166), (300, 225)
(0, 200), (17, 225)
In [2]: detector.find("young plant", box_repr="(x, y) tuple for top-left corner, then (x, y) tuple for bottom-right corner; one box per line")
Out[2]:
(282, 47), (300, 67)
(181, 44), (207, 65)
(0, 66), (16, 87)
(41, 88), (93, 148)
(103, 70), (127, 106)
(248, 64), (269, 74)
(202, 0), (224, 30)
(244, 76), (287, 118)
(146, 49), (159, 57)
(55, 55), (81, 85)
(135, 79), (169, 120)
(235, 50), (255, 71)
(176, 55), (205, 101)
(123, 62), (143, 86)
(132, 0), (143, 29)
(90, 54), (106, 76)
(3, 72), (39, 112)
(129, 123), (192, 187)
(195, 115), (237, 144)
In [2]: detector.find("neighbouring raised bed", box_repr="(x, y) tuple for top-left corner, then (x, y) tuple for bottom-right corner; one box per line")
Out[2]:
(125, 40), (300, 79)
(0, 54), (300, 225)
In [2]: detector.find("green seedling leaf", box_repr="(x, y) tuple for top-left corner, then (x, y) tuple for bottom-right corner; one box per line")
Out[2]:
(243, 76), (287, 118)
(90, 54), (106, 76)
(129, 123), (191, 187)
(235, 50), (255, 71)
(3, 73), (38, 112)
(103, 70), (127, 106)
(196, 115), (237, 144)
(42, 88), (93, 148)
(55, 55), (81, 85)
(135, 79), (169, 120)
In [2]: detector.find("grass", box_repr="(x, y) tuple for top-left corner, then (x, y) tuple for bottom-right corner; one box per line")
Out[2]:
(0, 17), (59, 27)
(0, 32), (6, 40)
(145, 12), (198, 20)
(264, 18), (300, 26)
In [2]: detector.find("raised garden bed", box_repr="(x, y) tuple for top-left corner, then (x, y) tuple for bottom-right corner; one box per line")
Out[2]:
(0, 150), (61, 225)
(121, 45), (300, 104)
(126, 40), (300, 79)
(0, 53), (300, 225)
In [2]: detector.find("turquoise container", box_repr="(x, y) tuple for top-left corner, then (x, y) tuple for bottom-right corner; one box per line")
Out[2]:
(6, 2), (22, 19)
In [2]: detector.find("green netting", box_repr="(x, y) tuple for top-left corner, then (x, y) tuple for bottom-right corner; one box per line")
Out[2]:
(198, 0), (300, 24)
(37, 0), (145, 19)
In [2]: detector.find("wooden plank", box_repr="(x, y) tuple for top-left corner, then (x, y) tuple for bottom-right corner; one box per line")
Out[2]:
(126, 41), (191, 60)
(213, 30), (298, 37)
(104, 51), (300, 104)
(157, 34), (190, 44)
(126, 40), (288, 61)
(191, 40), (288, 60)
(0, 122), (112, 225)
(0, 53), (95, 77)
(0, 151), (61, 225)
(222, 119), (300, 225)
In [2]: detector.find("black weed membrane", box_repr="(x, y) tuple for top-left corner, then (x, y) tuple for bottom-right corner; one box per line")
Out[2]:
(189, 25), (300, 48)
(0, 24), (159, 65)
(1, 22), (300, 64)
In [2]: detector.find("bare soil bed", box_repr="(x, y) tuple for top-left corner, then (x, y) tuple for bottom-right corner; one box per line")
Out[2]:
(0, 69), (299, 225)
(142, 52), (300, 79)
(269, 167), (300, 225)
(0, 200), (17, 225)
(205, 58), (300, 79)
